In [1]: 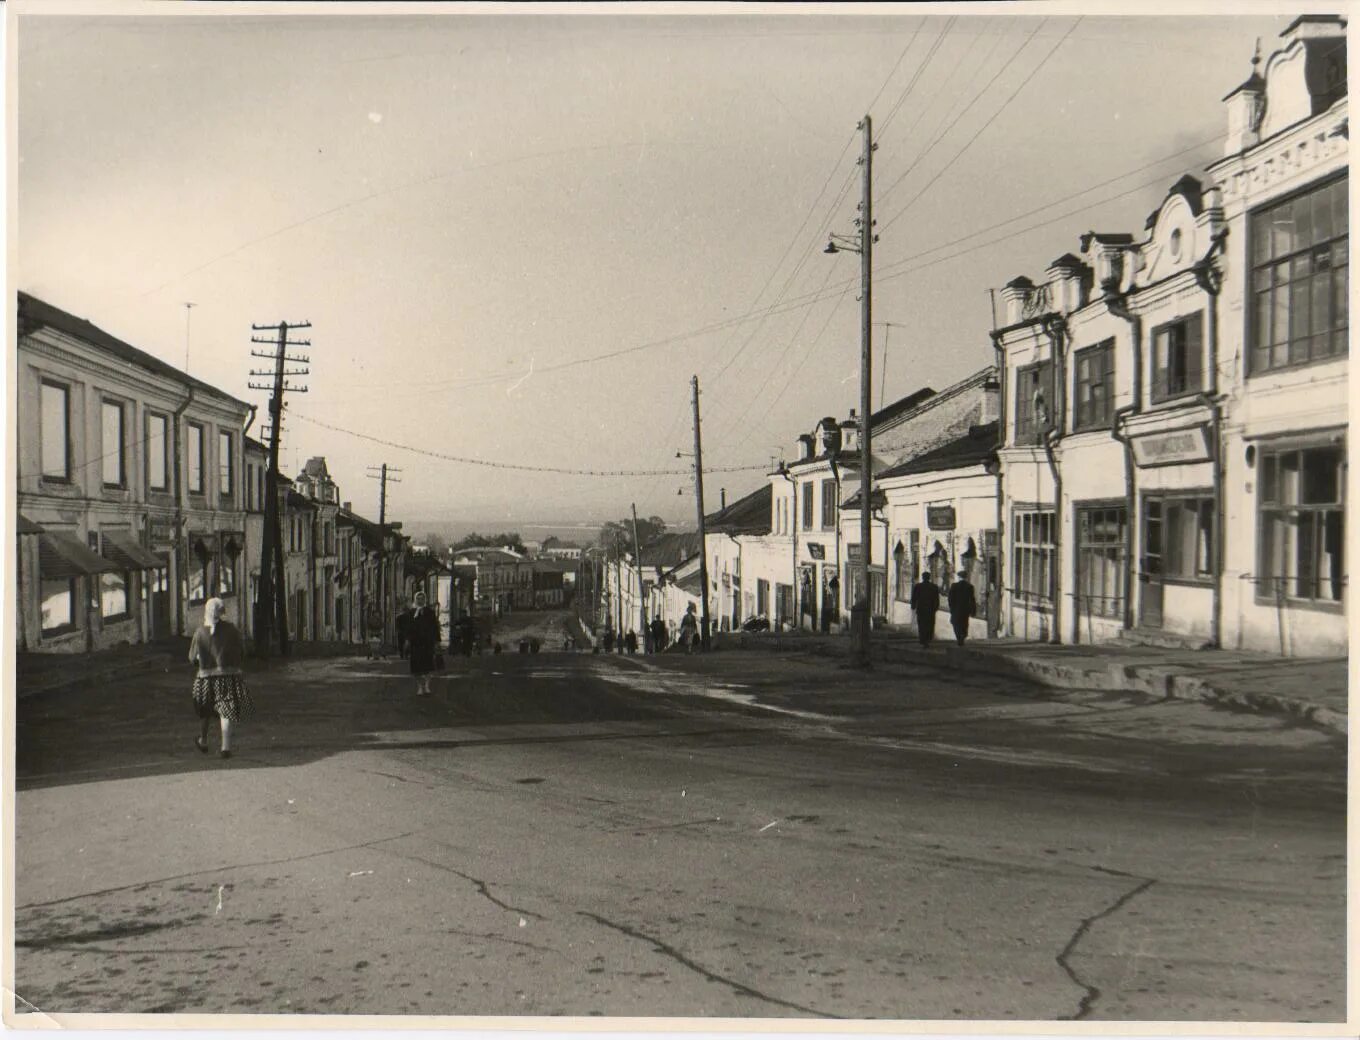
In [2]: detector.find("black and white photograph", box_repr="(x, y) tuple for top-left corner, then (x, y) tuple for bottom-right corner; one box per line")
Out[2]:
(6, 1), (1352, 1031)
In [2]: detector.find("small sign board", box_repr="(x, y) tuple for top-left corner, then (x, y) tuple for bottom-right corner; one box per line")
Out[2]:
(1132, 426), (1212, 467)
(927, 505), (957, 530)
(807, 542), (826, 560)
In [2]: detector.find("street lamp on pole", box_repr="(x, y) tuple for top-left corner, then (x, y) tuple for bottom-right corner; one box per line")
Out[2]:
(825, 115), (878, 669)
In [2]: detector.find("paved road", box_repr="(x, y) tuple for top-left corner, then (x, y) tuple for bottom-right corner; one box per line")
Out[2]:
(14, 638), (1344, 1022)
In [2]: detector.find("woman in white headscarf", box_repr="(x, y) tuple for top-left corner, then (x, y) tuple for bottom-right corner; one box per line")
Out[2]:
(189, 597), (253, 758)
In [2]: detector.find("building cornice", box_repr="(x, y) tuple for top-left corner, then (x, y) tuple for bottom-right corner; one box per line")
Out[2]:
(1208, 100), (1348, 205)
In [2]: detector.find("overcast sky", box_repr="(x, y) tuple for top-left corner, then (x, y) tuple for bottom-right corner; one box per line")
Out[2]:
(17, 5), (1289, 529)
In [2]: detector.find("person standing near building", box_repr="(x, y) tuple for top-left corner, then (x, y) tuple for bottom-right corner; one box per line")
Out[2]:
(625, 629), (638, 655)
(909, 570), (941, 649)
(947, 570), (976, 646)
(650, 615), (667, 653)
(679, 603), (699, 653)
(407, 591), (441, 697)
(190, 597), (253, 759)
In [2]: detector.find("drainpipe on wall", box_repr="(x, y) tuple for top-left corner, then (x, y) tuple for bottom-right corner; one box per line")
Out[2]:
(1040, 316), (1067, 645)
(172, 387), (196, 637)
(1193, 230), (1229, 649)
(1105, 294), (1142, 634)
(726, 532), (743, 627)
(988, 337), (1008, 637)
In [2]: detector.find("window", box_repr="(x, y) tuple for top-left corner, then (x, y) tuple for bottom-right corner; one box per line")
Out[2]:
(187, 423), (204, 494)
(756, 578), (770, 618)
(1258, 444), (1345, 604)
(1013, 509), (1055, 603)
(189, 544), (209, 604)
(1073, 341), (1115, 431)
(101, 400), (125, 486)
(219, 431), (234, 497)
(1151, 314), (1203, 402)
(1077, 506), (1126, 619)
(1014, 361), (1054, 445)
(41, 381), (70, 480)
(100, 570), (129, 620)
(1250, 174), (1348, 374)
(821, 479), (836, 529)
(802, 482), (814, 530)
(41, 577), (76, 634)
(775, 583), (793, 624)
(146, 413), (169, 491)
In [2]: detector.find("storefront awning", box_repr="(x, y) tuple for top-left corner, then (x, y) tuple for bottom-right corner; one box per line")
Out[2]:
(39, 532), (119, 578)
(17, 514), (45, 536)
(102, 531), (166, 571)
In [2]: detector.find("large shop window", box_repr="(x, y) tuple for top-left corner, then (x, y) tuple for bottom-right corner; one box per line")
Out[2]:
(1250, 174), (1348, 374)
(1073, 341), (1115, 431)
(100, 570), (129, 620)
(101, 400), (125, 487)
(187, 423), (205, 495)
(1258, 443), (1345, 605)
(146, 413), (169, 491)
(41, 381), (71, 480)
(1013, 510), (1055, 604)
(1014, 361), (1054, 445)
(41, 578), (76, 634)
(1143, 494), (1214, 587)
(1077, 506), (1126, 619)
(1151, 313), (1203, 403)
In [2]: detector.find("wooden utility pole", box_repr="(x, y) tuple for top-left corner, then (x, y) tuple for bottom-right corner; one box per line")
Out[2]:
(691, 375), (712, 650)
(367, 463), (401, 649)
(855, 115), (876, 668)
(248, 320), (311, 656)
(630, 503), (646, 639)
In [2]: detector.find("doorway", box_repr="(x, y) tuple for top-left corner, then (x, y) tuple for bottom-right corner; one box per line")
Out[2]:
(1140, 499), (1164, 628)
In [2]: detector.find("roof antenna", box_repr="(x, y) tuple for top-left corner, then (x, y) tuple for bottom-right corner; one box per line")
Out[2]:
(183, 302), (196, 373)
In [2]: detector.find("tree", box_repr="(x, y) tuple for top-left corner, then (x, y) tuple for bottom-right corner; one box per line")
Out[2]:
(423, 532), (449, 558)
(597, 515), (667, 554)
(452, 531), (525, 554)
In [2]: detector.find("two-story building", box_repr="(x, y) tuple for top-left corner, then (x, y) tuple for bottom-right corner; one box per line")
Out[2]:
(17, 292), (251, 652)
(990, 16), (1347, 655)
(453, 547), (534, 615)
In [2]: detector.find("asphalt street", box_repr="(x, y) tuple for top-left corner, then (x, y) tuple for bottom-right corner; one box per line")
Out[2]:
(13, 629), (1345, 1022)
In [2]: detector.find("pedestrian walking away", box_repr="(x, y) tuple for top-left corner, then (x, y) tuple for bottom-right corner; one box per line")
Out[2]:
(407, 591), (441, 697)
(679, 603), (699, 653)
(947, 569), (976, 646)
(602, 628), (615, 654)
(650, 615), (667, 653)
(190, 597), (253, 759)
(909, 570), (941, 649)
(625, 630), (638, 655)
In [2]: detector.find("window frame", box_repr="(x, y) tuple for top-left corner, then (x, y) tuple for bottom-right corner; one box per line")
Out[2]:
(99, 568), (131, 622)
(1072, 340), (1115, 432)
(101, 398), (126, 488)
(218, 430), (234, 498)
(1075, 502), (1127, 619)
(40, 379), (72, 482)
(186, 422), (205, 496)
(146, 411), (170, 492)
(801, 481), (815, 531)
(1150, 313), (1204, 404)
(1012, 508), (1056, 605)
(40, 575), (78, 636)
(1248, 172), (1349, 376)
(1255, 441), (1346, 610)
(1014, 360), (1054, 446)
(821, 479), (836, 530)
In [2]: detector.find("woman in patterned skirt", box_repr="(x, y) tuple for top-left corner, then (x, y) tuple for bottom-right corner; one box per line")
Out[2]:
(190, 597), (253, 759)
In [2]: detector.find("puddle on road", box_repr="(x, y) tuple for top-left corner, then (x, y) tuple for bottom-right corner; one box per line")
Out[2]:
(593, 670), (841, 723)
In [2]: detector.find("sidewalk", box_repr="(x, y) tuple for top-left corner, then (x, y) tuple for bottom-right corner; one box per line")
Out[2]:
(718, 628), (1349, 735)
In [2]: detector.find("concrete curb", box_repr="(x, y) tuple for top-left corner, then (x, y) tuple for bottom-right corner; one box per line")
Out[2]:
(728, 633), (1348, 736)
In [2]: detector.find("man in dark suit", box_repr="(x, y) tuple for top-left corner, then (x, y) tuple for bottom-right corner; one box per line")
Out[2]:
(909, 570), (941, 648)
(947, 570), (977, 646)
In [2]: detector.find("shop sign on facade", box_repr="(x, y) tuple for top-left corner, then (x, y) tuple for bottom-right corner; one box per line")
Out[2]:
(807, 542), (826, 560)
(148, 516), (177, 546)
(1132, 425), (1212, 467)
(927, 505), (957, 530)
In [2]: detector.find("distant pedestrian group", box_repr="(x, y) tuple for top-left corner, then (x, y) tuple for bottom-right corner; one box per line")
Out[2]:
(910, 570), (976, 648)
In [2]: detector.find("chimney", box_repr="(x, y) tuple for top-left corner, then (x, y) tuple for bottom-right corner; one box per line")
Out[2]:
(798, 433), (815, 461)
(720, 489), (727, 511)
(1222, 41), (1266, 154)
(1046, 254), (1090, 313)
(978, 377), (1001, 426)
(343, 501), (351, 512)
(998, 276), (1035, 325)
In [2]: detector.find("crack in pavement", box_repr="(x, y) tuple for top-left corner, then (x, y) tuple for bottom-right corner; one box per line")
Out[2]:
(15, 831), (420, 911)
(366, 840), (545, 920)
(577, 910), (838, 1018)
(446, 927), (560, 955)
(1056, 869), (1157, 1020)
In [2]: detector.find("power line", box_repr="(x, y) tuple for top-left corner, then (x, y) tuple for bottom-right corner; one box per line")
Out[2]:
(880, 16), (1084, 234)
(290, 412), (769, 476)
